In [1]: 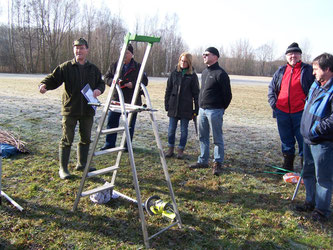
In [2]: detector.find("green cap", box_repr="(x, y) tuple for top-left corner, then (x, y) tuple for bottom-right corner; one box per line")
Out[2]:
(73, 38), (88, 48)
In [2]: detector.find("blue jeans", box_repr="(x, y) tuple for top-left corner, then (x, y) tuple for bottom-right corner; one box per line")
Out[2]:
(168, 117), (190, 149)
(104, 110), (137, 148)
(275, 108), (303, 156)
(197, 108), (224, 164)
(303, 141), (333, 217)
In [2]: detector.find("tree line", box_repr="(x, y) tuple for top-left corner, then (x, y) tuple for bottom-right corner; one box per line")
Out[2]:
(0, 0), (312, 77)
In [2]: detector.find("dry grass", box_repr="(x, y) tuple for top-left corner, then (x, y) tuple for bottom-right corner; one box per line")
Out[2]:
(0, 75), (332, 249)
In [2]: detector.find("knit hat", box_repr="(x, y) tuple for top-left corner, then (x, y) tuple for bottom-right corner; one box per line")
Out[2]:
(127, 44), (134, 54)
(205, 47), (220, 58)
(73, 38), (89, 48)
(285, 42), (302, 54)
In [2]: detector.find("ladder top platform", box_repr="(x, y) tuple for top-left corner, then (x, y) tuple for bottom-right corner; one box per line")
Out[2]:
(125, 33), (161, 43)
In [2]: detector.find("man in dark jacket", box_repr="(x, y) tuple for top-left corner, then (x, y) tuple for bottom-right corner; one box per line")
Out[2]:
(39, 38), (105, 179)
(189, 47), (232, 176)
(101, 44), (148, 150)
(268, 42), (314, 172)
(296, 53), (333, 222)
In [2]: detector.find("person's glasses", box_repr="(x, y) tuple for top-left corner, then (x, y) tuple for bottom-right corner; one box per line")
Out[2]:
(202, 53), (210, 57)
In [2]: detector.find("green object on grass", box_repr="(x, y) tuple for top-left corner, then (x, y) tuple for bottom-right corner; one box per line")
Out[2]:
(124, 32), (161, 44)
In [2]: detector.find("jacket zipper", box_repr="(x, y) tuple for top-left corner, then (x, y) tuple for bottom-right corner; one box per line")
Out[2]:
(201, 72), (210, 107)
(175, 74), (182, 117)
(287, 67), (294, 113)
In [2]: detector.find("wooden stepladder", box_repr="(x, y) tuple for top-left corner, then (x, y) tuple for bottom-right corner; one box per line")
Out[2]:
(72, 33), (182, 248)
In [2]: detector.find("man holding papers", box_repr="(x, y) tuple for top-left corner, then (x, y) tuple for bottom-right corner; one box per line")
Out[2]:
(39, 38), (105, 180)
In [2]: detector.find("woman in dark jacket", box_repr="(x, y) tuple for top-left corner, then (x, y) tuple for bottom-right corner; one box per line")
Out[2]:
(164, 52), (200, 158)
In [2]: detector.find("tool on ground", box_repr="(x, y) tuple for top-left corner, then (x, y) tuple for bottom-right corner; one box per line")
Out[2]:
(0, 149), (23, 211)
(72, 33), (182, 248)
(145, 195), (176, 221)
(292, 167), (304, 201)
(264, 164), (295, 174)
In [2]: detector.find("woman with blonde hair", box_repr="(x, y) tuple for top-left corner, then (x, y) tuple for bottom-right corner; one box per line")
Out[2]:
(164, 52), (200, 158)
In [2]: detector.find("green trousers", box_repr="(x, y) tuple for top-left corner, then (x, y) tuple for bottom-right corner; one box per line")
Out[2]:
(59, 115), (94, 169)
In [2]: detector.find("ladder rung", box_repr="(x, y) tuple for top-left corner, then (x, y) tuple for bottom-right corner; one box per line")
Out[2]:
(81, 183), (114, 197)
(94, 147), (126, 156)
(101, 127), (125, 135)
(87, 165), (119, 177)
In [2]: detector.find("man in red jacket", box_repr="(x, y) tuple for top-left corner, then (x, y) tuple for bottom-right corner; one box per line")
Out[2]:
(268, 42), (314, 172)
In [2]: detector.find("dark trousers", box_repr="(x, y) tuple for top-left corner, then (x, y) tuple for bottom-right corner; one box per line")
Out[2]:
(275, 108), (303, 156)
(104, 110), (137, 148)
(60, 115), (93, 147)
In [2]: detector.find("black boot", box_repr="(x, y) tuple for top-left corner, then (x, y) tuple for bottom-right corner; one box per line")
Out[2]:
(75, 144), (95, 171)
(276, 154), (295, 173)
(75, 144), (90, 171)
(59, 146), (71, 179)
(283, 153), (295, 172)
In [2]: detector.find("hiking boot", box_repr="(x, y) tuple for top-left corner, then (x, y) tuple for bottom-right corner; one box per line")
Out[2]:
(295, 201), (315, 212)
(212, 162), (223, 176)
(176, 148), (184, 159)
(311, 209), (327, 223)
(165, 147), (174, 158)
(276, 153), (295, 173)
(189, 162), (209, 169)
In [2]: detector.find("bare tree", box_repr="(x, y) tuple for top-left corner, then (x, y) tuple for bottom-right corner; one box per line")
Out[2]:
(229, 39), (255, 75)
(89, 8), (127, 73)
(0, 25), (11, 72)
(36, 0), (78, 70)
(300, 39), (312, 63)
(256, 42), (275, 76)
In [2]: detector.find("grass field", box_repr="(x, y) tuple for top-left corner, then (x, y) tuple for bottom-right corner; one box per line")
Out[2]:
(0, 75), (332, 249)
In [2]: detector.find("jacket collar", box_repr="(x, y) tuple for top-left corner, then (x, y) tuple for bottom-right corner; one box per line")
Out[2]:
(317, 77), (333, 91)
(207, 62), (219, 70)
(71, 58), (89, 66)
(287, 60), (302, 69)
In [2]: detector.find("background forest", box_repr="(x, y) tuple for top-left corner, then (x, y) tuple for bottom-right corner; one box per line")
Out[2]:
(0, 0), (313, 76)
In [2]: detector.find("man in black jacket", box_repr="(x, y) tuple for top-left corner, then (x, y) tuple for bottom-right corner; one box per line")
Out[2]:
(189, 47), (232, 176)
(101, 44), (148, 150)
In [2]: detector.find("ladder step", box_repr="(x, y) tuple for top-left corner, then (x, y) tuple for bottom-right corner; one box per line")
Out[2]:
(127, 33), (161, 43)
(101, 127), (125, 135)
(81, 183), (114, 197)
(87, 165), (119, 177)
(94, 146), (126, 156)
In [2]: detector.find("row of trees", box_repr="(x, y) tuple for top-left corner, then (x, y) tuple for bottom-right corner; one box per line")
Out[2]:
(0, 0), (311, 76)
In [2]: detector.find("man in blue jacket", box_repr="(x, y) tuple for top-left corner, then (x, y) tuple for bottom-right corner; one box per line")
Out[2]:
(189, 47), (232, 176)
(296, 53), (333, 222)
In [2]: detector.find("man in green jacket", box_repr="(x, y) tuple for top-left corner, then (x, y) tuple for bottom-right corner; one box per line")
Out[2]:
(39, 38), (105, 179)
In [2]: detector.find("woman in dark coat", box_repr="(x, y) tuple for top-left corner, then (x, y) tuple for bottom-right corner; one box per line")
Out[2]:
(164, 52), (199, 158)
